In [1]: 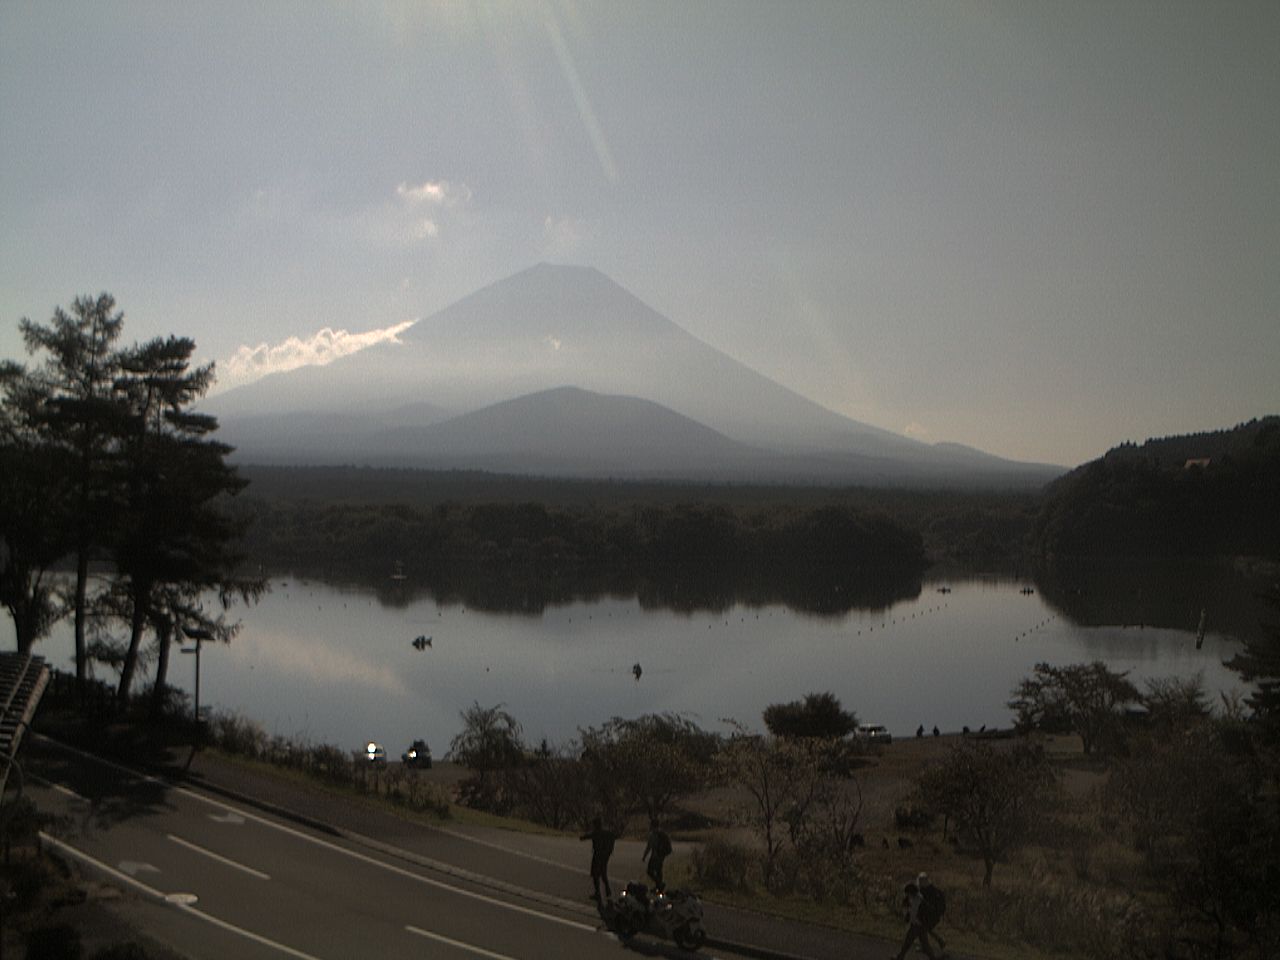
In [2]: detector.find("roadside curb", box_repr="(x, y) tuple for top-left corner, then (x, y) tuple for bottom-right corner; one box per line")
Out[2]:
(35, 735), (833, 960)
(168, 763), (603, 926)
(182, 777), (822, 960)
(185, 778), (813, 960)
(704, 937), (814, 960)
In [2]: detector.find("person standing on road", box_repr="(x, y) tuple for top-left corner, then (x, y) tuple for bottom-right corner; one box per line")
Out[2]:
(641, 817), (672, 893)
(891, 882), (939, 960)
(580, 817), (618, 902)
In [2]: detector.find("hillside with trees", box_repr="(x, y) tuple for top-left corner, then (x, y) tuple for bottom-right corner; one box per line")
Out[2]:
(1033, 417), (1280, 559)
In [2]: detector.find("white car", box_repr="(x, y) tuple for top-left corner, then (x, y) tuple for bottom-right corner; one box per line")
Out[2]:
(855, 724), (892, 745)
(359, 741), (387, 764)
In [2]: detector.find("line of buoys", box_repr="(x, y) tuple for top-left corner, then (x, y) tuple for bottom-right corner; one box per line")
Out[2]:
(855, 601), (948, 636)
(1015, 614), (1056, 641)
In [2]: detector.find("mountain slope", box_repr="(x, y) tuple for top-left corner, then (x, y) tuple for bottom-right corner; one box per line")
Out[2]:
(207, 263), (1064, 487)
(354, 386), (766, 478)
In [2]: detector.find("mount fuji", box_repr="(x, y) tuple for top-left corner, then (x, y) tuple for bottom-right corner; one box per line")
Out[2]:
(205, 264), (1063, 488)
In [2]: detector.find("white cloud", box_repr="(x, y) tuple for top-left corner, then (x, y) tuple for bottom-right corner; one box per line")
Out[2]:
(396, 179), (472, 207)
(376, 179), (473, 245)
(218, 319), (416, 390)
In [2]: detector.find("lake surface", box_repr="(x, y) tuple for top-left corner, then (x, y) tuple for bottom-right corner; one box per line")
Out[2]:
(7, 563), (1260, 757)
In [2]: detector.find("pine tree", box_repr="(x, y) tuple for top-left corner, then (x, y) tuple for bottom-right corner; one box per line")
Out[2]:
(1227, 586), (1280, 744)
(111, 335), (259, 703)
(18, 294), (127, 687)
(0, 362), (74, 652)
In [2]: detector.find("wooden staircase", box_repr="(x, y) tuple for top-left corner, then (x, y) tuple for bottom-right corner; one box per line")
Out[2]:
(0, 652), (50, 795)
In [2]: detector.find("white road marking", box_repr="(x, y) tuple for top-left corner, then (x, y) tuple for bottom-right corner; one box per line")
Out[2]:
(118, 860), (160, 876)
(168, 833), (271, 880)
(405, 925), (520, 960)
(208, 810), (596, 933)
(34, 750), (731, 958)
(36, 736), (597, 934)
(433, 825), (581, 872)
(209, 811), (246, 824)
(44, 780), (84, 800)
(40, 832), (325, 960)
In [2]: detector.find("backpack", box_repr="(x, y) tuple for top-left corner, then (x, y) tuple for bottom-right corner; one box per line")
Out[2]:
(919, 883), (945, 929)
(654, 830), (672, 857)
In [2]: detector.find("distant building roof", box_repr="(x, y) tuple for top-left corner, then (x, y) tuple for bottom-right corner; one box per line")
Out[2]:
(1183, 457), (1211, 469)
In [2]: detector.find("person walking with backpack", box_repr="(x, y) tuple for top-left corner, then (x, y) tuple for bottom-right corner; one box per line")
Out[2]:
(642, 817), (672, 893)
(891, 882), (939, 960)
(916, 872), (947, 957)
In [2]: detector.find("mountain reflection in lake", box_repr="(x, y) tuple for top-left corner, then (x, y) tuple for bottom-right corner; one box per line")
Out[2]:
(7, 565), (1259, 753)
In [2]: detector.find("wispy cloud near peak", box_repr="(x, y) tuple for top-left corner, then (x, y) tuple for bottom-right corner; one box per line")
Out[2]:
(215, 319), (416, 392)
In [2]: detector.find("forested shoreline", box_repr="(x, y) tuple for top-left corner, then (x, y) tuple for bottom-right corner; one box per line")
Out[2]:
(228, 495), (933, 614)
(1035, 417), (1280, 559)
(232, 465), (1043, 568)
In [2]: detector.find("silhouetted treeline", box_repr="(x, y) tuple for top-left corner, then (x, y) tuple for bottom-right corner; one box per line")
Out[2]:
(1034, 417), (1280, 558)
(229, 495), (938, 614)
(236, 465), (1042, 564)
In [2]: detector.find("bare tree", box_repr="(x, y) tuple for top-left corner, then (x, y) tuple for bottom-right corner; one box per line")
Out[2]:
(917, 740), (1056, 886)
(448, 702), (525, 811)
(1107, 717), (1280, 957)
(506, 741), (590, 829)
(579, 713), (715, 822)
(1008, 661), (1139, 755)
(717, 723), (829, 889)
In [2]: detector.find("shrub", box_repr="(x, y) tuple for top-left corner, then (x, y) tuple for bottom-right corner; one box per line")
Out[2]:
(91, 946), (153, 960)
(25, 924), (82, 960)
(763, 692), (857, 740)
(691, 836), (755, 892)
(505, 753), (589, 829)
(942, 878), (1156, 959)
(7, 857), (59, 912)
(410, 780), (452, 819)
(308, 744), (352, 784)
(208, 711), (267, 758)
(894, 803), (934, 831)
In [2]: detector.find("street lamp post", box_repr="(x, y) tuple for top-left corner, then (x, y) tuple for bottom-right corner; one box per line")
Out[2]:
(180, 626), (214, 728)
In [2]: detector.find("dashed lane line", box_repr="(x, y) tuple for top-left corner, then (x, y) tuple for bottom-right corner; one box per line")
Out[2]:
(34, 735), (597, 935)
(167, 833), (271, 880)
(39, 832), (323, 960)
(405, 925), (520, 960)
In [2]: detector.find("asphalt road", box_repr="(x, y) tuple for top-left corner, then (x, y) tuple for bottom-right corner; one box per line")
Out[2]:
(27, 739), (736, 960)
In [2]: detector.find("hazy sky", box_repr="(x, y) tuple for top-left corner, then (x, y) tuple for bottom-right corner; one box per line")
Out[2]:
(2, 1), (1277, 466)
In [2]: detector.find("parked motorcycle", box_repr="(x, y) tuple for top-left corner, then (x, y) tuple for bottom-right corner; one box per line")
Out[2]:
(607, 882), (707, 951)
